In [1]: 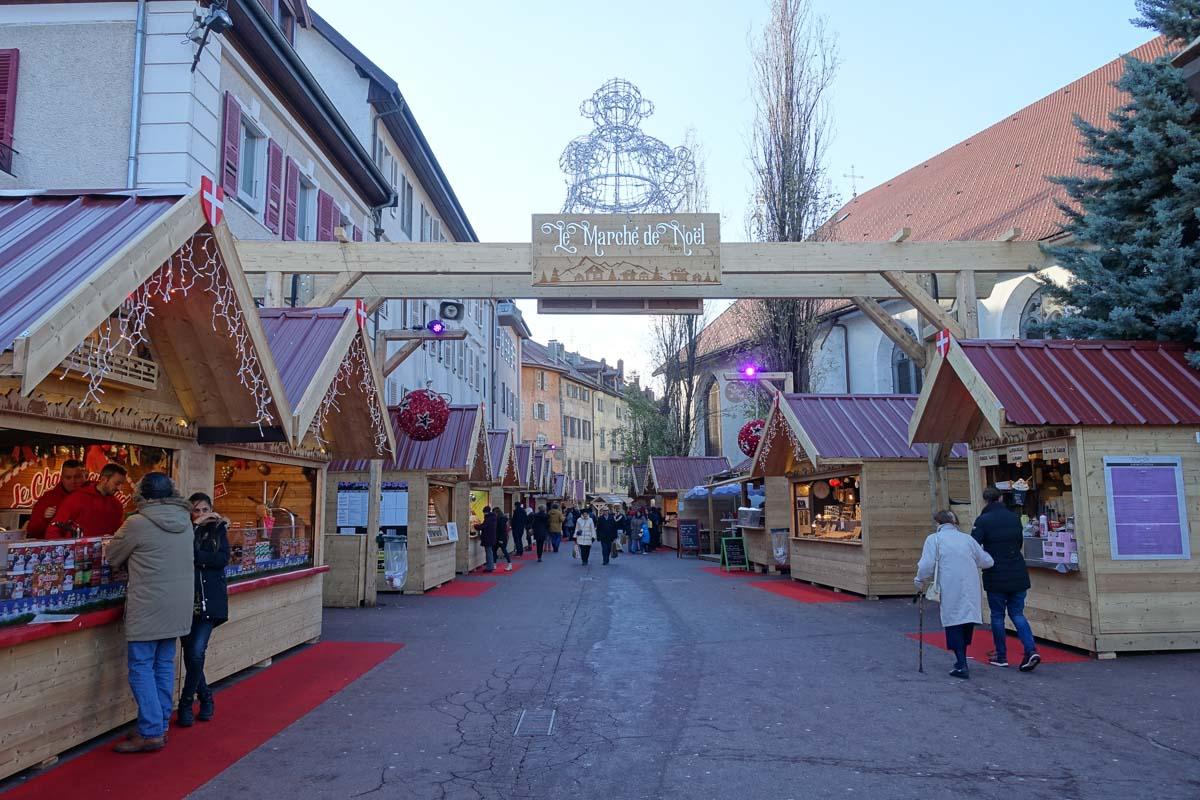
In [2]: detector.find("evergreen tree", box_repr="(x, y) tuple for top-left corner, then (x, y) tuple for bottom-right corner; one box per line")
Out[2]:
(1133, 0), (1200, 43)
(1039, 50), (1200, 365)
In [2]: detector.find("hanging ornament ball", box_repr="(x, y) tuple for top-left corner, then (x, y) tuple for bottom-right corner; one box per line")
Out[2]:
(738, 419), (767, 457)
(257, 463), (272, 476)
(398, 388), (451, 441)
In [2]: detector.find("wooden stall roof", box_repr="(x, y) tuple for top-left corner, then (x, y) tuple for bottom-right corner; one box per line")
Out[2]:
(0, 189), (293, 439)
(487, 429), (521, 487)
(259, 307), (394, 458)
(629, 464), (649, 496)
(910, 339), (1200, 444)
(330, 403), (491, 480)
(513, 442), (533, 489)
(753, 393), (967, 477)
(648, 456), (731, 494)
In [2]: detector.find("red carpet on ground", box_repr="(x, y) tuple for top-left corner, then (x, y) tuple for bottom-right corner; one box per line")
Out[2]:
(426, 580), (496, 596)
(471, 561), (525, 576)
(905, 632), (1091, 664)
(701, 566), (756, 578)
(4, 641), (402, 800)
(751, 580), (861, 603)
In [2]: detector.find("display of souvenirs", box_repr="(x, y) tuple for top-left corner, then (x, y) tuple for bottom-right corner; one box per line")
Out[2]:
(225, 523), (312, 579)
(0, 537), (125, 621)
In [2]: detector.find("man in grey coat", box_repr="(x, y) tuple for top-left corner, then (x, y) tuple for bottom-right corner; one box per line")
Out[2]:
(107, 473), (196, 752)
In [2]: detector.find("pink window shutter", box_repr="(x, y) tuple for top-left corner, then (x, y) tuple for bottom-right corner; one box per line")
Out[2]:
(221, 92), (241, 194)
(353, 224), (364, 242)
(316, 190), (335, 241)
(282, 157), (299, 241)
(264, 140), (283, 234)
(0, 50), (19, 155)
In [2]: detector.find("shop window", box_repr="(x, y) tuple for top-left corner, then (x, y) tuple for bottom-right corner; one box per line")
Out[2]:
(891, 328), (923, 395)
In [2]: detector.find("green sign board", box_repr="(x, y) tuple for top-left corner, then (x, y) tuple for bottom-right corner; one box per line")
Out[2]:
(720, 536), (749, 571)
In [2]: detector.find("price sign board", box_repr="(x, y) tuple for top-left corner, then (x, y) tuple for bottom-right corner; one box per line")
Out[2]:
(677, 519), (701, 558)
(721, 536), (749, 571)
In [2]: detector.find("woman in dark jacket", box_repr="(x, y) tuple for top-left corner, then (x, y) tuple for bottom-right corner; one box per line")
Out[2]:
(531, 506), (551, 562)
(178, 492), (230, 726)
(971, 487), (1040, 671)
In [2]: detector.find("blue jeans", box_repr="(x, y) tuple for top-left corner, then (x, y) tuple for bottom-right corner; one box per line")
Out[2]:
(550, 533), (561, 552)
(484, 543), (496, 572)
(128, 638), (176, 738)
(629, 534), (641, 553)
(944, 623), (975, 670)
(987, 590), (1038, 661)
(181, 618), (215, 702)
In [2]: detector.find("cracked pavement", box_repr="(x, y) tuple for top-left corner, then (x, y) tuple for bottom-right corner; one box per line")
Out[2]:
(190, 550), (1200, 799)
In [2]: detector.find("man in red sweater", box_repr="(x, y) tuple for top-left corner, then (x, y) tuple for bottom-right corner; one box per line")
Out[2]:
(50, 463), (128, 538)
(25, 459), (88, 538)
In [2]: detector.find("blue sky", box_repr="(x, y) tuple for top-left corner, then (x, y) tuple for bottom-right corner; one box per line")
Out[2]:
(314, 0), (1155, 382)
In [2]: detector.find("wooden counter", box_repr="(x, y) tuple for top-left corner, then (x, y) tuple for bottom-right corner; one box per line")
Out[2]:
(0, 567), (325, 781)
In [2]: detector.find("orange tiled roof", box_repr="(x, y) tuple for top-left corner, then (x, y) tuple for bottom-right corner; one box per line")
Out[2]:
(827, 37), (1166, 243)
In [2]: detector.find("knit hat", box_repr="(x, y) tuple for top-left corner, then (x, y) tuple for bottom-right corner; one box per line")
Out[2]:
(138, 472), (176, 500)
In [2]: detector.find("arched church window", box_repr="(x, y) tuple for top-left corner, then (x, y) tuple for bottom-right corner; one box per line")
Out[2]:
(891, 328), (923, 395)
(1019, 289), (1064, 339)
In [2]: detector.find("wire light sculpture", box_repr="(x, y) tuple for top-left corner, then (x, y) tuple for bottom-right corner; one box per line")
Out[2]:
(560, 78), (695, 214)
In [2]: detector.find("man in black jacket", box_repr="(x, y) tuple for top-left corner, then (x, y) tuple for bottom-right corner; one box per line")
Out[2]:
(972, 487), (1041, 671)
(596, 509), (617, 565)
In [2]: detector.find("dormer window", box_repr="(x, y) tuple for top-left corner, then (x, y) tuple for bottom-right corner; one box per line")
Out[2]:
(273, 0), (297, 44)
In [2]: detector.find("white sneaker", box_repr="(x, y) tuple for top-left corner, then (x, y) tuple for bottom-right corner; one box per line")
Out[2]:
(506, 563), (513, 572)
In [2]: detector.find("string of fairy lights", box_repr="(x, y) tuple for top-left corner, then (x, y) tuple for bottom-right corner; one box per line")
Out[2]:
(63, 234), (276, 429)
(311, 334), (389, 454)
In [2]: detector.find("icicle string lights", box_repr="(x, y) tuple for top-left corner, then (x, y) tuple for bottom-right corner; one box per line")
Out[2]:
(311, 335), (389, 454)
(63, 234), (275, 428)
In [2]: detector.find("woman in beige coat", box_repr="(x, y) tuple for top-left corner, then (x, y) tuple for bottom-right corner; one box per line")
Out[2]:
(106, 473), (196, 752)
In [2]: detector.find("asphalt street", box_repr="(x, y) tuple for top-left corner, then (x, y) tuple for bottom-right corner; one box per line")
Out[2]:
(190, 548), (1200, 800)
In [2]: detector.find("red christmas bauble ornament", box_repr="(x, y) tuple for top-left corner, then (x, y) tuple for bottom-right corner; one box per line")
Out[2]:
(398, 389), (451, 441)
(738, 419), (766, 457)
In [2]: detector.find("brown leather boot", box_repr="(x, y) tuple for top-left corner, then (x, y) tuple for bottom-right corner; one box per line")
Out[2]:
(114, 733), (165, 753)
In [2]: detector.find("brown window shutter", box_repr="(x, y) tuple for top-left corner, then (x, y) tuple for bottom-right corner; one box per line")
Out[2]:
(221, 92), (241, 194)
(353, 223), (364, 242)
(316, 190), (335, 241)
(0, 49), (19, 173)
(282, 157), (299, 240)
(264, 139), (283, 234)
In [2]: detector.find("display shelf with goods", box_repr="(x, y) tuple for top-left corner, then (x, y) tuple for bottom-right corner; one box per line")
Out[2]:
(912, 339), (1200, 655)
(752, 394), (968, 596)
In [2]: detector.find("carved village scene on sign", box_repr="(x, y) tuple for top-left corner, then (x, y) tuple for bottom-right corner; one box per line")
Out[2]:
(531, 213), (721, 287)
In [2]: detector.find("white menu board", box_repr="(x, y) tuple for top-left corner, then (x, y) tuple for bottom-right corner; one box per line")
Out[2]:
(336, 483), (369, 528)
(1104, 456), (1191, 560)
(380, 484), (409, 527)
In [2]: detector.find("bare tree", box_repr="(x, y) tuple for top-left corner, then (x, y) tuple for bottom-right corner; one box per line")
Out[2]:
(652, 312), (708, 456)
(747, 0), (840, 392)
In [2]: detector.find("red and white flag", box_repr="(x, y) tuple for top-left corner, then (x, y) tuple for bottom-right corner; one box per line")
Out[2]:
(200, 175), (225, 227)
(355, 298), (368, 329)
(936, 328), (953, 357)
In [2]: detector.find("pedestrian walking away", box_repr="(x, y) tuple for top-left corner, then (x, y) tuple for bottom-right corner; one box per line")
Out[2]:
(628, 509), (644, 554)
(548, 503), (564, 552)
(596, 508), (617, 565)
(478, 507), (509, 572)
(612, 506), (630, 557)
(574, 508), (597, 565)
(647, 506), (663, 552)
(914, 510), (995, 679)
(105, 472), (195, 753)
(532, 505), (550, 561)
(973, 486), (1041, 671)
(511, 501), (527, 556)
(564, 505), (578, 542)
(177, 492), (230, 728)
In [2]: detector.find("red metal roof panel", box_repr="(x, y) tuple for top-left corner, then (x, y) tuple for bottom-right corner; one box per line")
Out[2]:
(959, 340), (1200, 426)
(0, 191), (184, 351)
(514, 444), (532, 486)
(783, 394), (968, 460)
(258, 307), (349, 408)
(649, 456), (731, 492)
(330, 404), (481, 472)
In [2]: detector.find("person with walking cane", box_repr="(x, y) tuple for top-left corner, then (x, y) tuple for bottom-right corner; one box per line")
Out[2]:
(914, 510), (994, 679)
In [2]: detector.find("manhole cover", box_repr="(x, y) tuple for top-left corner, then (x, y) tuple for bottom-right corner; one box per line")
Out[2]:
(514, 709), (556, 736)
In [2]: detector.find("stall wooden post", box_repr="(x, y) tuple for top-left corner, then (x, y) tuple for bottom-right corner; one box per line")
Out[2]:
(363, 459), (382, 606)
(404, 472), (430, 594)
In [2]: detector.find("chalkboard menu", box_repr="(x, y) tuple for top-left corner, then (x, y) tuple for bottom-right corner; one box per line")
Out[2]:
(1104, 456), (1191, 560)
(677, 519), (701, 557)
(721, 536), (749, 571)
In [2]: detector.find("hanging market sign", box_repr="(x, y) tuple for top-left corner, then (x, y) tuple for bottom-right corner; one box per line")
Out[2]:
(1040, 441), (1070, 460)
(532, 213), (720, 287)
(977, 451), (1000, 467)
(1006, 444), (1029, 464)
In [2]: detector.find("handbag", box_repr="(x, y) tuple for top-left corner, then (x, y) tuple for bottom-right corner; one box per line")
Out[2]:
(572, 542), (579, 559)
(924, 534), (942, 603)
